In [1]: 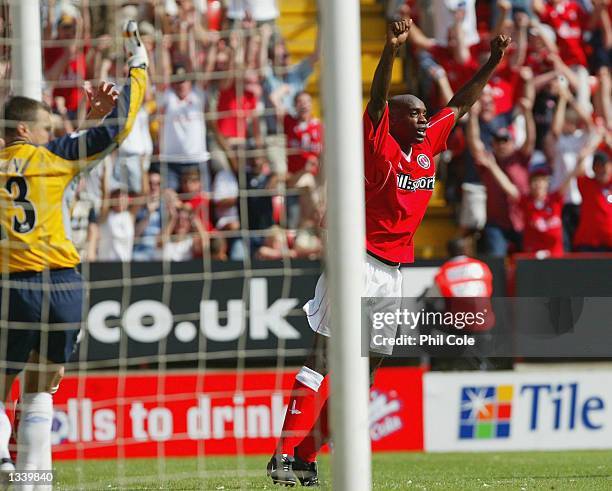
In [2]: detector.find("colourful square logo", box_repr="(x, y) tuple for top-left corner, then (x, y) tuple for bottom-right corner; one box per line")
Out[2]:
(459, 385), (513, 439)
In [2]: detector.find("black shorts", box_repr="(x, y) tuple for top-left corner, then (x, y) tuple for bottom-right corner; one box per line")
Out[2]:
(0, 268), (84, 374)
(589, 30), (612, 72)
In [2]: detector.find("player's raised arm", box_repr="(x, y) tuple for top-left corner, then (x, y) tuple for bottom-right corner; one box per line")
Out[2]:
(446, 34), (511, 122)
(44, 21), (148, 171)
(367, 19), (411, 129)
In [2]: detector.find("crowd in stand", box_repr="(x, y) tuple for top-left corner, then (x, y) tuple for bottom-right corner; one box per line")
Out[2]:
(392, 0), (611, 257)
(7, 0), (324, 262)
(0, 0), (610, 261)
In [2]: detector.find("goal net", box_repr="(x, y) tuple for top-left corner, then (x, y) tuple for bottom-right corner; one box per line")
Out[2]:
(0, 0), (331, 488)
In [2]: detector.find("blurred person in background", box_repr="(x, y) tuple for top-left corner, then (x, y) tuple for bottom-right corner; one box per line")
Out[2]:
(246, 155), (278, 252)
(474, 150), (587, 258)
(210, 236), (229, 261)
(284, 91), (323, 229)
(210, 66), (263, 174)
(211, 168), (244, 259)
(225, 0), (280, 27)
(263, 30), (319, 178)
(588, 0), (612, 128)
(255, 225), (296, 260)
(574, 149), (612, 252)
(158, 62), (210, 191)
(545, 82), (595, 250)
(431, 0), (480, 50)
(532, 0), (603, 113)
(43, 2), (111, 122)
(96, 159), (148, 262)
(421, 237), (496, 369)
(133, 170), (164, 261)
(179, 167), (214, 233)
(159, 202), (208, 261)
(467, 87), (536, 256)
(112, 88), (154, 194)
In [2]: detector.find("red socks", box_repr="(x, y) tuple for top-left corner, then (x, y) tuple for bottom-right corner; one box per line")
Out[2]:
(276, 366), (327, 456)
(295, 398), (329, 463)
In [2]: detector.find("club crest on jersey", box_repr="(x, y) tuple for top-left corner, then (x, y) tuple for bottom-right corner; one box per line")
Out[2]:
(397, 173), (435, 192)
(416, 153), (431, 169)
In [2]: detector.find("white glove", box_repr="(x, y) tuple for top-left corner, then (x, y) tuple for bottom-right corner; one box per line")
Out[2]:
(123, 20), (148, 69)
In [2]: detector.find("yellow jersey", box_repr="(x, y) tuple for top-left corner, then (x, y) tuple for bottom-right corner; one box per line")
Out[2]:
(0, 67), (147, 273)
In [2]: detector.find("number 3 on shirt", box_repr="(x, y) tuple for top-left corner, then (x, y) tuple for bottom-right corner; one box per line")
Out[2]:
(0, 176), (37, 240)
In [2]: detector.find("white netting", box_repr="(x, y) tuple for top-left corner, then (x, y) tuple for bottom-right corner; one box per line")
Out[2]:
(0, 0), (325, 488)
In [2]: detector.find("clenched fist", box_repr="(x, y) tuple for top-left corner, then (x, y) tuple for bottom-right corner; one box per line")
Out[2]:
(490, 34), (511, 61)
(387, 18), (412, 48)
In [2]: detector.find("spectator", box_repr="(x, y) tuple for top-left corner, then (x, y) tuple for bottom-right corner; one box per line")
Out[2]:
(430, 0), (480, 49)
(589, 0), (612, 128)
(574, 150), (612, 252)
(475, 152), (583, 258)
(180, 168), (214, 231)
(545, 83), (594, 250)
(225, 0), (280, 26)
(96, 159), (147, 262)
(246, 157), (276, 222)
(284, 91), (323, 229)
(255, 225), (296, 260)
(133, 170), (163, 261)
(113, 89), (154, 194)
(246, 155), (278, 250)
(158, 62), (210, 191)
(43, 3), (109, 122)
(160, 202), (208, 261)
(68, 175), (100, 262)
(212, 169), (240, 231)
(211, 236), (229, 261)
(533, 0), (600, 113)
(211, 167), (245, 260)
(468, 93), (536, 256)
(43, 10), (87, 121)
(97, 182), (135, 262)
(293, 227), (323, 259)
(210, 68), (263, 173)
(263, 31), (319, 176)
(408, 8), (479, 107)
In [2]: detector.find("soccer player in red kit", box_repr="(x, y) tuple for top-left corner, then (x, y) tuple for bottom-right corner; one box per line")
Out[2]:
(267, 19), (510, 486)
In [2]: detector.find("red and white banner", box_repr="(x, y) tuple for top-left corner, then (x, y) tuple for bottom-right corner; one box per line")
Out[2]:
(38, 367), (424, 459)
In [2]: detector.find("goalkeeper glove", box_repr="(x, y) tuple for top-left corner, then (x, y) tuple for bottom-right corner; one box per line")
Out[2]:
(123, 20), (148, 69)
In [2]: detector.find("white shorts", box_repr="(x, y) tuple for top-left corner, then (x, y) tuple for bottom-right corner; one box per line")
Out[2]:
(303, 254), (403, 355)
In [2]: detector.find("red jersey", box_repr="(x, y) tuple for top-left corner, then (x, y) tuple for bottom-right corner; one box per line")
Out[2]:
(487, 68), (520, 115)
(479, 150), (530, 231)
(430, 46), (480, 92)
(525, 48), (554, 77)
(186, 193), (214, 232)
(520, 192), (564, 257)
(284, 115), (323, 174)
(216, 83), (257, 139)
(574, 175), (612, 248)
(539, 1), (588, 67)
(434, 256), (495, 332)
(44, 46), (88, 112)
(364, 105), (455, 263)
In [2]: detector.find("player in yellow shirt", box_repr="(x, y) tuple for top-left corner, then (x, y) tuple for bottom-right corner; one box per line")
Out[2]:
(0, 22), (148, 476)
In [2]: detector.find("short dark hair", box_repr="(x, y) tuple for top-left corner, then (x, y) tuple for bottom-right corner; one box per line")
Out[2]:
(294, 90), (309, 104)
(447, 237), (468, 258)
(3, 96), (51, 137)
(593, 151), (611, 167)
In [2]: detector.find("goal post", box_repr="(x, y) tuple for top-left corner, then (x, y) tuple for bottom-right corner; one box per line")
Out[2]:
(320, 0), (372, 490)
(10, 0), (42, 100)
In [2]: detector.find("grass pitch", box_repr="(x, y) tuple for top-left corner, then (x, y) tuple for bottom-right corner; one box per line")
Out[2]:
(53, 450), (612, 490)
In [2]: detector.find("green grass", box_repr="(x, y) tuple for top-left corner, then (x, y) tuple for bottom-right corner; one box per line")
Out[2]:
(53, 451), (612, 490)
